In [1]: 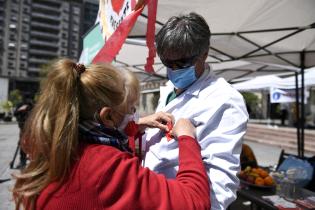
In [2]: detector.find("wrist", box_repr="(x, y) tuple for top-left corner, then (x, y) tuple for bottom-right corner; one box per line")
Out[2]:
(137, 118), (146, 131)
(177, 135), (195, 140)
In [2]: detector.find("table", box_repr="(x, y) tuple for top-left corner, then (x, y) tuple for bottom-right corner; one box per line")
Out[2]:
(237, 186), (278, 210)
(233, 184), (315, 210)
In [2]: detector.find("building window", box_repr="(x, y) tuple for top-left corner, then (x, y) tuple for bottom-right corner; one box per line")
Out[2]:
(11, 6), (18, 14)
(73, 26), (79, 32)
(73, 7), (80, 15)
(20, 62), (27, 69)
(21, 54), (27, 60)
(72, 35), (77, 41)
(22, 34), (29, 41)
(8, 61), (15, 68)
(23, 17), (29, 23)
(71, 50), (77, 56)
(22, 25), (29, 32)
(61, 33), (67, 39)
(8, 43), (16, 48)
(9, 34), (16, 41)
(8, 52), (15, 59)
(23, 7), (29, 14)
(9, 24), (17, 29)
(11, 16), (18, 22)
(21, 43), (28, 48)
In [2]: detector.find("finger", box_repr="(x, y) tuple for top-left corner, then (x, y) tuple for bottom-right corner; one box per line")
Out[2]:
(155, 122), (169, 131)
(157, 113), (174, 124)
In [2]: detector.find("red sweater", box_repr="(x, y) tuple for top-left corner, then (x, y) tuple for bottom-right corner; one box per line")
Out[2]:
(36, 136), (210, 210)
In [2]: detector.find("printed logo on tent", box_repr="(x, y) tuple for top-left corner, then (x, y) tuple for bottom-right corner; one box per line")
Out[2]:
(272, 91), (281, 100)
(111, 0), (125, 15)
(270, 87), (309, 104)
(99, 0), (132, 40)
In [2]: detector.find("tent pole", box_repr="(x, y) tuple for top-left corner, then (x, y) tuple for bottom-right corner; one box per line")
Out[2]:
(300, 51), (305, 158)
(295, 72), (300, 157)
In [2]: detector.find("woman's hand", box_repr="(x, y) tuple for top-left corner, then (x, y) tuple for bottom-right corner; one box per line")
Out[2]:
(138, 111), (174, 132)
(171, 118), (196, 139)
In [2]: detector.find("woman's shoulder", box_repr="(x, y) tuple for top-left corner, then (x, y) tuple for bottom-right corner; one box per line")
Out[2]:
(80, 143), (131, 163)
(76, 144), (133, 182)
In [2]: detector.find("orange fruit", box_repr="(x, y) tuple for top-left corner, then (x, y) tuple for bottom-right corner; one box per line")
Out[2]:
(258, 169), (269, 178)
(255, 177), (264, 186)
(252, 168), (259, 174)
(264, 176), (274, 186)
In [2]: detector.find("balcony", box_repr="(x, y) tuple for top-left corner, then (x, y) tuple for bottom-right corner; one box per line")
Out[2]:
(30, 39), (58, 48)
(31, 21), (60, 30)
(30, 31), (59, 41)
(32, 2), (61, 12)
(33, 0), (61, 9)
(32, 11), (60, 22)
(29, 57), (51, 65)
(28, 67), (39, 72)
(29, 49), (57, 57)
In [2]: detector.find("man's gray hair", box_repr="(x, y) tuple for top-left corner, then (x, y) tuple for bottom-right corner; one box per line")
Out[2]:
(156, 12), (211, 61)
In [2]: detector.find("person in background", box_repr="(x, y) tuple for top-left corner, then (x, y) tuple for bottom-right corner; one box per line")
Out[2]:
(12, 59), (210, 210)
(143, 12), (249, 210)
(13, 97), (33, 169)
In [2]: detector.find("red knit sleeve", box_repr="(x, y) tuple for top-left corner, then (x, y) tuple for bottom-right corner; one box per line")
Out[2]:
(97, 135), (210, 210)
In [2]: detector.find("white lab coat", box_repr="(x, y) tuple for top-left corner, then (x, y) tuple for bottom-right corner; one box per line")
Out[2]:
(143, 68), (249, 210)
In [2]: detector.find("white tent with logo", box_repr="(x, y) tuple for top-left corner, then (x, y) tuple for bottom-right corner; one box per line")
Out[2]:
(232, 67), (315, 91)
(85, 0), (315, 156)
(278, 67), (315, 89)
(122, 0), (315, 157)
(232, 75), (283, 91)
(114, 0), (315, 81)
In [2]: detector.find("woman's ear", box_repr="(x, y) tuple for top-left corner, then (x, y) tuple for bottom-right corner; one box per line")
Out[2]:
(99, 107), (115, 127)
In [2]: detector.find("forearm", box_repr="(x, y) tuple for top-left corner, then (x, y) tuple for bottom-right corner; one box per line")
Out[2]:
(176, 135), (210, 209)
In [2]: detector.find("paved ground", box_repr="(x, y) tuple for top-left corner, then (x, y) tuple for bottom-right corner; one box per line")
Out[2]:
(0, 122), (19, 210)
(0, 122), (297, 210)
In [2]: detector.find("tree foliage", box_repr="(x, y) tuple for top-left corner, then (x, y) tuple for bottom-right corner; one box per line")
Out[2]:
(9, 89), (22, 107)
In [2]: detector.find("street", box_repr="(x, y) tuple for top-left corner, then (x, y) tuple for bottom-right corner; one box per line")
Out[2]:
(0, 123), (19, 210)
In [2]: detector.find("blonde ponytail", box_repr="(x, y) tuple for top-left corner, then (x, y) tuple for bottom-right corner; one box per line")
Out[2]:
(13, 59), (126, 210)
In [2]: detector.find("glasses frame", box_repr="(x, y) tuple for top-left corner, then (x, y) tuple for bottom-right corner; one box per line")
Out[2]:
(161, 54), (199, 70)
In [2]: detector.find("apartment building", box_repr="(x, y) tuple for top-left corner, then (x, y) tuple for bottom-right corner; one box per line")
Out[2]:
(0, 0), (98, 97)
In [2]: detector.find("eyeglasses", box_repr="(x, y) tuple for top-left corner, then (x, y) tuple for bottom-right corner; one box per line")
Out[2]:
(161, 55), (199, 70)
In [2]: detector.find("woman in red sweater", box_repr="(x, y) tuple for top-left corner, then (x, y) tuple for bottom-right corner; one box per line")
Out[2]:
(12, 59), (210, 210)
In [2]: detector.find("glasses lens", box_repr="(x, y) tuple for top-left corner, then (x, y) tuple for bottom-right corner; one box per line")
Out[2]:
(162, 55), (198, 69)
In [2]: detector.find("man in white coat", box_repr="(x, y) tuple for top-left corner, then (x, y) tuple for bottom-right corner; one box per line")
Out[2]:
(143, 12), (249, 210)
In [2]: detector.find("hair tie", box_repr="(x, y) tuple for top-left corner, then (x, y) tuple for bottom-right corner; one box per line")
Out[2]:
(74, 63), (86, 75)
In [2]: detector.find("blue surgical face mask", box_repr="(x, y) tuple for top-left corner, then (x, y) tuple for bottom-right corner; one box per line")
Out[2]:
(167, 66), (197, 89)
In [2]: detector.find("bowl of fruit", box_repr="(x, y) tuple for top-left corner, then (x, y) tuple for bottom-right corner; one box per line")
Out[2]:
(238, 166), (275, 189)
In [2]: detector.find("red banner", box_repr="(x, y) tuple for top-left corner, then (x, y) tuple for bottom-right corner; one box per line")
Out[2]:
(92, 0), (158, 74)
(92, 4), (144, 63)
(144, 0), (157, 73)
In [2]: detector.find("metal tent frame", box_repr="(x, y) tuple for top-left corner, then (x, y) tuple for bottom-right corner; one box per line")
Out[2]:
(122, 12), (315, 157)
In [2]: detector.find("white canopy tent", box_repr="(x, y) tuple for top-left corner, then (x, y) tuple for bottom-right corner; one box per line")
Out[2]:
(232, 67), (315, 91)
(115, 0), (315, 79)
(278, 67), (315, 89)
(232, 75), (283, 91)
(106, 0), (315, 156)
(123, 0), (315, 157)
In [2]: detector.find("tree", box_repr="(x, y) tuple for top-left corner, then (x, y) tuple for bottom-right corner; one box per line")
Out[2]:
(242, 92), (260, 118)
(9, 89), (22, 107)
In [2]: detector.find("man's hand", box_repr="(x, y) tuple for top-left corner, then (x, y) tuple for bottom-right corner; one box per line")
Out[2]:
(138, 111), (174, 132)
